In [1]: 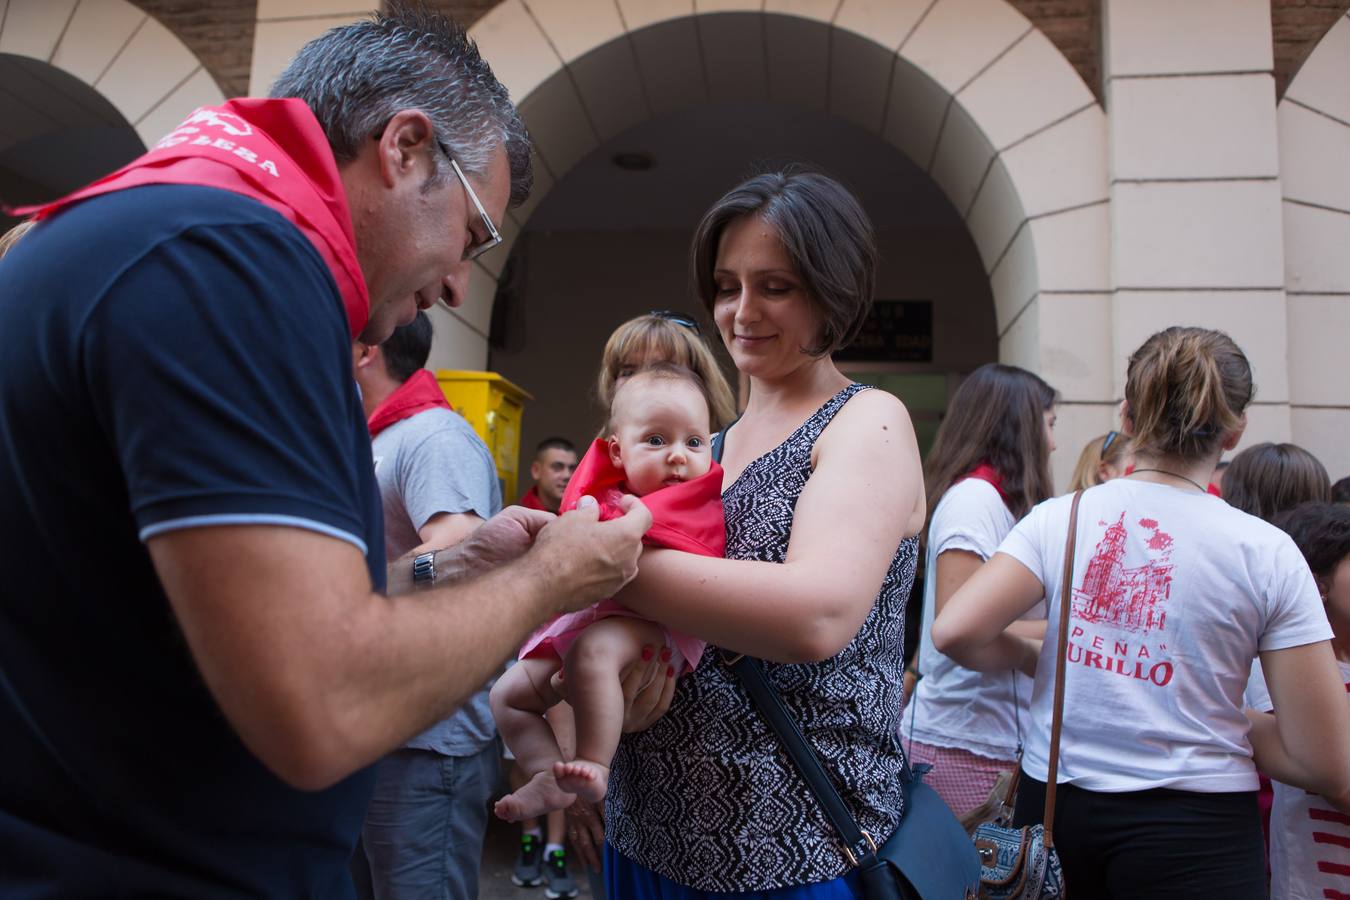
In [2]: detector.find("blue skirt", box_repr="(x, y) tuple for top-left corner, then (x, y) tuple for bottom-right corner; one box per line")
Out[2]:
(604, 843), (863, 899)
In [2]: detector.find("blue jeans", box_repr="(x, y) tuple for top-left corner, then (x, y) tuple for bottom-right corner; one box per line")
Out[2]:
(605, 843), (862, 898)
(360, 743), (499, 900)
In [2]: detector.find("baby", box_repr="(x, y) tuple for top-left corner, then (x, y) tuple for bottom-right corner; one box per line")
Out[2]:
(491, 364), (725, 821)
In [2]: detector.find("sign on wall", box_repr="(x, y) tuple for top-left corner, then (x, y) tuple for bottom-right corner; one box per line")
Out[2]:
(835, 300), (933, 362)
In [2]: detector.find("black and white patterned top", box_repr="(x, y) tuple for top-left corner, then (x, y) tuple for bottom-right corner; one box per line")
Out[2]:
(607, 383), (919, 891)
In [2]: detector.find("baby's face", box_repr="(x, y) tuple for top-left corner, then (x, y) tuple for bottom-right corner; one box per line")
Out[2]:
(608, 380), (713, 496)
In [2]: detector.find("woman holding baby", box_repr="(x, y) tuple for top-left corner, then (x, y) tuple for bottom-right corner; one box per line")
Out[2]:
(593, 171), (926, 898)
(497, 170), (921, 897)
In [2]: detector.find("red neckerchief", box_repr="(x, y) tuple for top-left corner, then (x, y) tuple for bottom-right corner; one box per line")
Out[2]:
(560, 438), (725, 557)
(366, 370), (452, 438)
(518, 486), (551, 511)
(962, 463), (1010, 506)
(9, 99), (369, 337)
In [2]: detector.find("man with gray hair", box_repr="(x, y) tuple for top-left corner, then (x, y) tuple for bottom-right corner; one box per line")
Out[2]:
(0, 8), (654, 898)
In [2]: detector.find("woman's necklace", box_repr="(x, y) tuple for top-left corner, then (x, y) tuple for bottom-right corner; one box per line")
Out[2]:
(1130, 467), (1208, 493)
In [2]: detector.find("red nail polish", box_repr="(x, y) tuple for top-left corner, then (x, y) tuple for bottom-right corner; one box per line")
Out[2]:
(666, 665), (675, 678)
(641, 646), (653, 661)
(659, 647), (672, 662)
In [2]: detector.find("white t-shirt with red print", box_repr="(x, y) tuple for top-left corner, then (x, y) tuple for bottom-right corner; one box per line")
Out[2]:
(911, 477), (1040, 760)
(998, 479), (1332, 793)
(1246, 658), (1350, 900)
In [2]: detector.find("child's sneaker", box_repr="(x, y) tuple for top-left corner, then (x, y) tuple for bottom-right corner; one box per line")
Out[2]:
(511, 833), (543, 887)
(543, 847), (579, 899)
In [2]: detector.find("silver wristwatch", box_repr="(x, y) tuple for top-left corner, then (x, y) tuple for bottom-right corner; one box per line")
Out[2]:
(412, 550), (437, 588)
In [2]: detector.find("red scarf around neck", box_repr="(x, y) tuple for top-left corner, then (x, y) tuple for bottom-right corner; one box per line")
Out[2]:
(367, 370), (452, 438)
(518, 486), (552, 511)
(10, 99), (370, 337)
(962, 463), (1010, 506)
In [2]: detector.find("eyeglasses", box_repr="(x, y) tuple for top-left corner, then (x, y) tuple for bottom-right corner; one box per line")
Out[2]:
(1102, 430), (1120, 453)
(435, 139), (502, 263)
(650, 309), (701, 335)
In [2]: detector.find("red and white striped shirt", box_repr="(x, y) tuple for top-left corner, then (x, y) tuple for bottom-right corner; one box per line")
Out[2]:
(1249, 661), (1350, 900)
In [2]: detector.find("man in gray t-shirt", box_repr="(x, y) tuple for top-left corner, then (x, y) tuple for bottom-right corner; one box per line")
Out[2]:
(353, 313), (503, 900)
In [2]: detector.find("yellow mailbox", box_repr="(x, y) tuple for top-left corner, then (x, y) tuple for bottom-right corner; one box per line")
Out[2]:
(435, 370), (533, 503)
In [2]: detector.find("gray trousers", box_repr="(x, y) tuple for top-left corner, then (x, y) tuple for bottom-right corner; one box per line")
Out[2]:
(359, 743), (499, 900)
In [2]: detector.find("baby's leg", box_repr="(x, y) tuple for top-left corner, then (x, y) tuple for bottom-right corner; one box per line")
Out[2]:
(489, 658), (575, 822)
(553, 617), (667, 804)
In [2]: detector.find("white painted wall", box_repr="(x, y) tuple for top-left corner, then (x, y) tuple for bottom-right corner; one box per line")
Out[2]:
(1279, 13), (1350, 481)
(1103, 0), (1294, 464)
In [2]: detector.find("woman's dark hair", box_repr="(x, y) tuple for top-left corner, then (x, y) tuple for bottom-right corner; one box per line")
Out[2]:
(1222, 442), (1331, 522)
(1271, 503), (1350, 593)
(924, 364), (1058, 520)
(690, 170), (876, 356)
(1124, 327), (1254, 461)
(1333, 476), (1350, 505)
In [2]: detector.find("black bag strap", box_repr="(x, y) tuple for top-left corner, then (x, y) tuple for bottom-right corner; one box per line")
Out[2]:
(711, 419), (736, 464)
(713, 415), (883, 867)
(726, 654), (884, 868)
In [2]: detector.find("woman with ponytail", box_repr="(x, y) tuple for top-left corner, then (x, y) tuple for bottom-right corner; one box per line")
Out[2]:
(906, 363), (1058, 816)
(934, 327), (1350, 898)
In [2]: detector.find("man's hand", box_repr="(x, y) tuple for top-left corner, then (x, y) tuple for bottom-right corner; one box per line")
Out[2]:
(386, 505), (554, 595)
(565, 798), (606, 873)
(452, 506), (553, 573)
(528, 494), (651, 615)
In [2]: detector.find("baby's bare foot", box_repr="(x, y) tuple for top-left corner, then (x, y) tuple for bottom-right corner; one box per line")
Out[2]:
(494, 770), (575, 822)
(553, 759), (610, 804)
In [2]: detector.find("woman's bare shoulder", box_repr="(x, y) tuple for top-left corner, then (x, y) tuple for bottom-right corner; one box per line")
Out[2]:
(823, 385), (915, 438)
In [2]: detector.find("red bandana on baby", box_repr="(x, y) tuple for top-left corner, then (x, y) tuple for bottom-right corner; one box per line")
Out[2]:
(560, 438), (726, 557)
(366, 370), (452, 438)
(10, 99), (370, 337)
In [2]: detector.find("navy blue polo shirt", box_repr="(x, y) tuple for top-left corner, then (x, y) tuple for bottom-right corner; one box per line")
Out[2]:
(0, 185), (384, 897)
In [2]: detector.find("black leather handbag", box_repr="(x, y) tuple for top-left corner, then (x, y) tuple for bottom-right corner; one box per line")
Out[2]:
(727, 653), (981, 899)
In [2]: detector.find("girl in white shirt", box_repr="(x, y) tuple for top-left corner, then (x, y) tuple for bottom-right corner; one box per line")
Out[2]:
(933, 326), (1350, 898)
(906, 363), (1057, 816)
(1245, 502), (1350, 900)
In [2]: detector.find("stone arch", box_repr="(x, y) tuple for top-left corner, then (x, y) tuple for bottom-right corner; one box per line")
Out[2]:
(457, 0), (1108, 407)
(0, 0), (225, 155)
(1275, 10), (1350, 476)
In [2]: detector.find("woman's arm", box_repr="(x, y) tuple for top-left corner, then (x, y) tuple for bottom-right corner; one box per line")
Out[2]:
(932, 550), (982, 616)
(618, 390), (922, 664)
(932, 552), (1045, 675)
(1248, 641), (1350, 812)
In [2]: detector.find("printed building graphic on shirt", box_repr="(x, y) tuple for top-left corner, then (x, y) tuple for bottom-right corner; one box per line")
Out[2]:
(1073, 513), (1174, 635)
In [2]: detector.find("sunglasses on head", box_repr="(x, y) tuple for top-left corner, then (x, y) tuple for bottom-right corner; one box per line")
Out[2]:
(650, 309), (701, 334)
